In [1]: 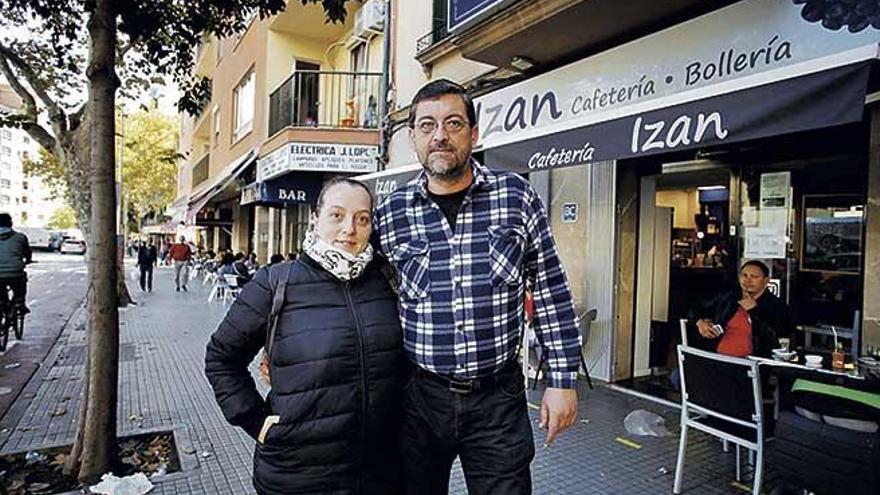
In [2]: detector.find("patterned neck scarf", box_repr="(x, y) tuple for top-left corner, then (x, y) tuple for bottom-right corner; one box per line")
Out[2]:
(302, 227), (373, 281)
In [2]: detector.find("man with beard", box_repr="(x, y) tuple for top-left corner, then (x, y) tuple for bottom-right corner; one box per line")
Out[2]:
(374, 79), (582, 494)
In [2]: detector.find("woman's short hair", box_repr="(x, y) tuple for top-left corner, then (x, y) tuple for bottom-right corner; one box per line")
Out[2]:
(740, 259), (770, 277)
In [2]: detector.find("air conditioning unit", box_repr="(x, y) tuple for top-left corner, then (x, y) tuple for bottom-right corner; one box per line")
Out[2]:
(354, 0), (385, 38)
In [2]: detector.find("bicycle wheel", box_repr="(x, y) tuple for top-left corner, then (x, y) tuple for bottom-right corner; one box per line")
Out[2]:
(13, 310), (23, 340)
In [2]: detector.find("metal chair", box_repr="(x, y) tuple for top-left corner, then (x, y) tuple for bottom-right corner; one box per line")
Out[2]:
(222, 274), (240, 304)
(532, 308), (597, 390)
(673, 345), (767, 495)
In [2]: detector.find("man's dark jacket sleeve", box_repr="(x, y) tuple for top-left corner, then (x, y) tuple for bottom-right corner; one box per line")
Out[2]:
(205, 267), (273, 439)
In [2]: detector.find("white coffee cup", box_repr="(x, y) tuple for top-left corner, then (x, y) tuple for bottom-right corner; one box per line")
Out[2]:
(805, 354), (822, 366)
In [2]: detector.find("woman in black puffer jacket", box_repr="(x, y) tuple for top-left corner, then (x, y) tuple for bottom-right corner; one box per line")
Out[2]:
(205, 178), (403, 494)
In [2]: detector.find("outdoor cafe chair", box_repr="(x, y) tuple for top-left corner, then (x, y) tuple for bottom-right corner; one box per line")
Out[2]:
(674, 344), (767, 495)
(222, 274), (241, 304)
(532, 308), (597, 390)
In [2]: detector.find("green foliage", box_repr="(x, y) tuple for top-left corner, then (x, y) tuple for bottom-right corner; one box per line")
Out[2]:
(47, 206), (77, 229)
(23, 148), (68, 201)
(119, 108), (179, 221)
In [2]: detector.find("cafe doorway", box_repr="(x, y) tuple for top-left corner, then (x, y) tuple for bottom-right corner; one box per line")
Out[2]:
(626, 162), (737, 402)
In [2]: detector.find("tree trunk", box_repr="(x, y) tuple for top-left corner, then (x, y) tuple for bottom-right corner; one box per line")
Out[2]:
(77, 0), (120, 483)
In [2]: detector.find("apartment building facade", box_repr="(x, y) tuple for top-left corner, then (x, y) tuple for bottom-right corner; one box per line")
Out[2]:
(176, 0), (386, 261)
(367, 0), (880, 388)
(0, 84), (65, 229)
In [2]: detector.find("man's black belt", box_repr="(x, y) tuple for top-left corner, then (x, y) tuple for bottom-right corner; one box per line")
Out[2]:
(413, 360), (519, 395)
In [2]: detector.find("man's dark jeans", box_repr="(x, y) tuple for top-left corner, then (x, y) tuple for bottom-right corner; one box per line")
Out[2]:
(139, 265), (153, 291)
(401, 363), (535, 495)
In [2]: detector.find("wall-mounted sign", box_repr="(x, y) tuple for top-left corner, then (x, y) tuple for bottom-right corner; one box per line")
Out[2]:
(485, 62), (869, 174)
(357, 167), (422, 199)
(257, 142), (378, 182)
(744, 227), (786, 259)
(562, 203), (578, 223)
(473, 0), (880, 153)
(447, 0), (507, 32)
(241, 173), (323, 206)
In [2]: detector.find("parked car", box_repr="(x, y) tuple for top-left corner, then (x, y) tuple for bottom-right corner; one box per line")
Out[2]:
(60, 239), (87, 255)
(19, 227), (52, 251)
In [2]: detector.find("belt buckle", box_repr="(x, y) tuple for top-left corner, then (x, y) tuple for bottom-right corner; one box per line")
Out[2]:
(448, 378), (474, 394)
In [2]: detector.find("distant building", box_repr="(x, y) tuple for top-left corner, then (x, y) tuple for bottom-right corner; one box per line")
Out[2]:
(0, 84), (67, 228)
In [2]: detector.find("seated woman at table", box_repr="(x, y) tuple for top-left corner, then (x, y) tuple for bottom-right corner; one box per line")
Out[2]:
(691, 260), (793, 358)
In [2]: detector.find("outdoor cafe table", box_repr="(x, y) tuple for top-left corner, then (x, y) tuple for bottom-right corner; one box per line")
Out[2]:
(748, 350), (880, 418)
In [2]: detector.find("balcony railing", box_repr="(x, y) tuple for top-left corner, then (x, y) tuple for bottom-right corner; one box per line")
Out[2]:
(268, 71), (383, 136)
(191, 153), (209, 189)
(416, 24), (450, 56)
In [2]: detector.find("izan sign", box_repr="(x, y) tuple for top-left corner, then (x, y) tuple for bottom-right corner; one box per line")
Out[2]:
(474, 0), (880, 157)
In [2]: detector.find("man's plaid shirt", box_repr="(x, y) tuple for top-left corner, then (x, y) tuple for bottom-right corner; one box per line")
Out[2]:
(374, 161), (581, 389)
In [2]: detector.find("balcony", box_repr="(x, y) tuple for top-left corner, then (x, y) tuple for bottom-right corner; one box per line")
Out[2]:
(193, 33), (216, 78)
(268, 71), (383, 137)
(416, 24), (451, 58)
(191, 153), (210, 190)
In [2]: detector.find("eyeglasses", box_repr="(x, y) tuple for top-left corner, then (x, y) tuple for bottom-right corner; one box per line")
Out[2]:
(414, 118), (469, 135)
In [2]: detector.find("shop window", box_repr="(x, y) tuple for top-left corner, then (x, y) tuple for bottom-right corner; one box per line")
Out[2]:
(800, 195), (863, 274)
(233, 69), (255, 141)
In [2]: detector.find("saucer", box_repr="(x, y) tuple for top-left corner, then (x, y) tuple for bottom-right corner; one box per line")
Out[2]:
(772, 349), (797, 361)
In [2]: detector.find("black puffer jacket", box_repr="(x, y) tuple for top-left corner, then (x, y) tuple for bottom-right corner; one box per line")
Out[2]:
(690, 287), (794, 358)
(205, 256), (404, 494)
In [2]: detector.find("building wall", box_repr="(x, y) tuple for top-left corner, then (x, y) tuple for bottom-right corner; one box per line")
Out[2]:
(177, 0), (386, 262)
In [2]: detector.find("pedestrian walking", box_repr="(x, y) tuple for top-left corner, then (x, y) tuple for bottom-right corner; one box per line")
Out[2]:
(168, 235), (192, 291)
(136, 240), (158, 292)
(205, 178), (404, 495)
(374, 79), (583, 495)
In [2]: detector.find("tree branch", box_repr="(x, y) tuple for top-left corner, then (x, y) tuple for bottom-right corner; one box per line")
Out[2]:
(0, 51), (38, 120)
(0, 42), (68, 134)
(0, 52), (58, 151)
(20, 121), (58, 152)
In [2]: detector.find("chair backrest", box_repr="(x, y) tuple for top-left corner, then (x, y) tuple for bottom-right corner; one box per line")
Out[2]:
(223, 274), (239, 288)
(677, 345), (762, 424)
(679, 319), (689, 347)
(580, 308), (598, 344)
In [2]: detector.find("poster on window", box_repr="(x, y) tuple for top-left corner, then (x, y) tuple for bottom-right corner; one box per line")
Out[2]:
(744, 227), (786, 259)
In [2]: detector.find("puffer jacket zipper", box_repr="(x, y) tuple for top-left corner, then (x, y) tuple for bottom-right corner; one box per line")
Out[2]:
(343, 281), (368, 493)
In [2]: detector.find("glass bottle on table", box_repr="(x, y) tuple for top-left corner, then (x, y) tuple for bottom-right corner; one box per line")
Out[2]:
(832, 342), (846, 369)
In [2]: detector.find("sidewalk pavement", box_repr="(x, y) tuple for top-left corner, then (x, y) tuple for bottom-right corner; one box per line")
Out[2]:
(0, 252), (88, 426)
(0, 262), (768, 494)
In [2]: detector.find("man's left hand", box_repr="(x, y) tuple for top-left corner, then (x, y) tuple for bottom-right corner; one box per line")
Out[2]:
(540, 387), (578, 446)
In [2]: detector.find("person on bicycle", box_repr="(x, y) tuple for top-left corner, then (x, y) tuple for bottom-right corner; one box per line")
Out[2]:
(0, 213), (32, 314)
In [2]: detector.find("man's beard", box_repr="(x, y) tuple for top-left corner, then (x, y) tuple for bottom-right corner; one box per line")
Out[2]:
(423, 151), (469, 180)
